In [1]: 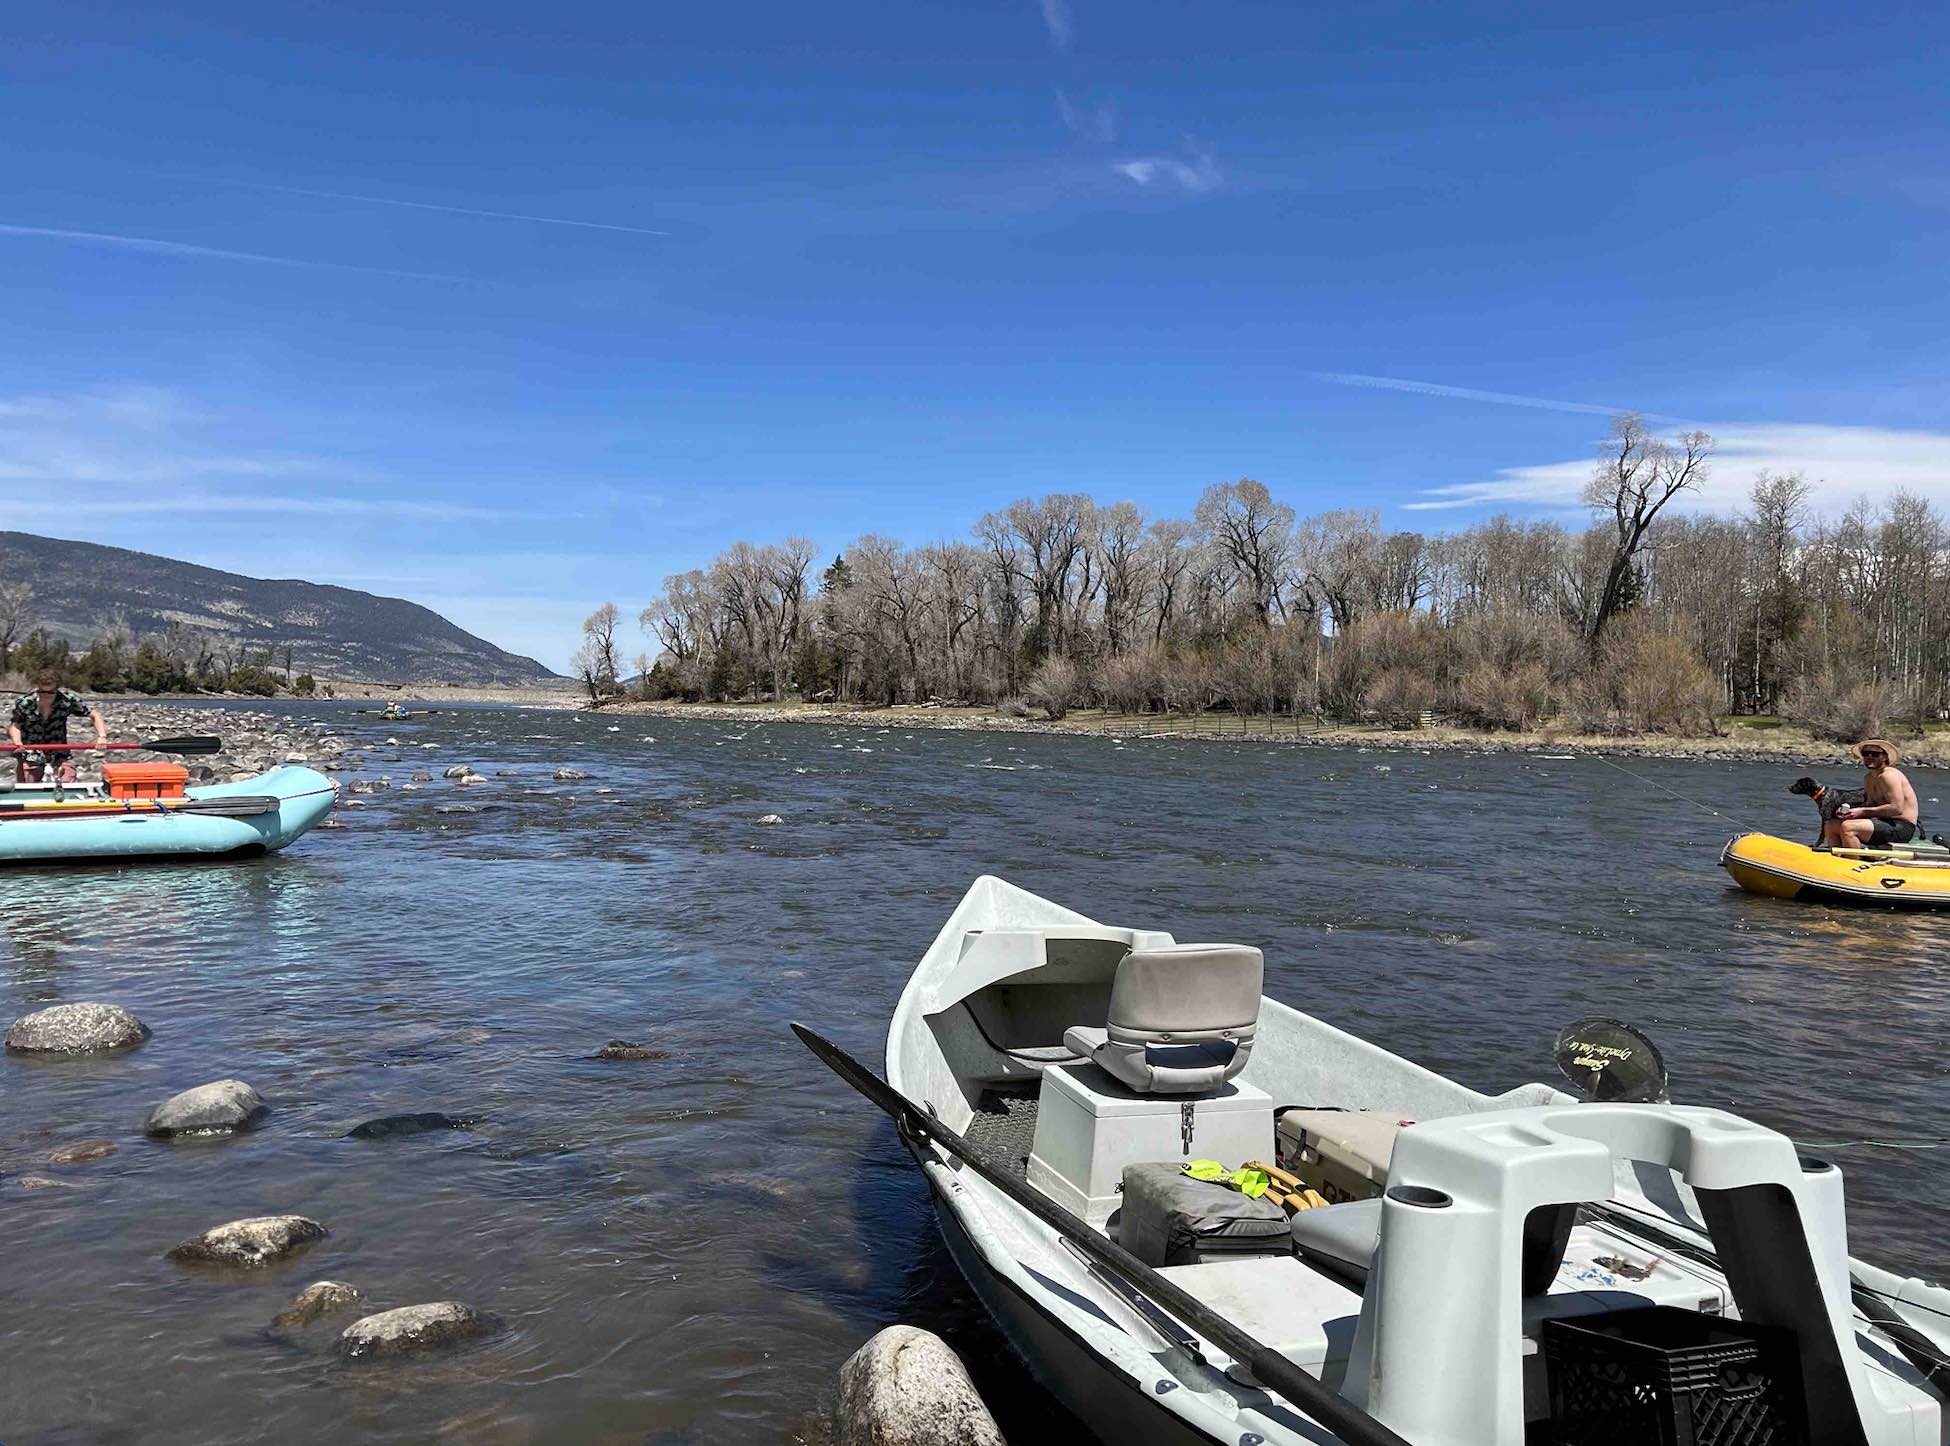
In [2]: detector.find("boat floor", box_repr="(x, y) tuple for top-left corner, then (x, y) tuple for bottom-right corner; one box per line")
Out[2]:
(963, 1084), (1040, 1183)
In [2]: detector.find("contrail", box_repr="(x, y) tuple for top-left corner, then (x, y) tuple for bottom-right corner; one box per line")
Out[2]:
(1309, 371), (1683, 422)
(0, 222), (463, 280)
(237, 181), (671, 237)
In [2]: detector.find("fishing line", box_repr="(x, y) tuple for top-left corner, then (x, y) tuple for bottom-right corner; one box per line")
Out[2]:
(1588, 752), (1766, 833)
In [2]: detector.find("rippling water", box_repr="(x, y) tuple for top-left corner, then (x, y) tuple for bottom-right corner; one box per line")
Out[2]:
(2, 703), (1945, 1444)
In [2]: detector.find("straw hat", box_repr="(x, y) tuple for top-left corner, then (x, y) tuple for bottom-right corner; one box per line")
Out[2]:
(1853, 737), (1901, 765)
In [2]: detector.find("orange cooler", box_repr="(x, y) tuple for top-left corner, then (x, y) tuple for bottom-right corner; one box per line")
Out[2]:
(102, 762), (190, 799)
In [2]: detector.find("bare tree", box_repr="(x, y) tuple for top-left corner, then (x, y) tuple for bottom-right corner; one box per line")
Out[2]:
(1194, 479), (1293, 624)
(575, 602), (622, 700)
(1581, 414), (1713, 646)
(0, 582), (31, 672)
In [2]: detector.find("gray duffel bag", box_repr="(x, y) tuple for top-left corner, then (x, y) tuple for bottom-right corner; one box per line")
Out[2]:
(1118, 1162), (1291, 1267)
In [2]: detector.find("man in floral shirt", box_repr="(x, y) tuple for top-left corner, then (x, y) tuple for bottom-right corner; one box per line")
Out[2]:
(8, 670), (107, 783)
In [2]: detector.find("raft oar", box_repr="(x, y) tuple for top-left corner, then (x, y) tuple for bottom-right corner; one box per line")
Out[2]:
(0, 795), (280, 822)
(0, 735), (223, 755)
(790, 1023), (1416, 1446)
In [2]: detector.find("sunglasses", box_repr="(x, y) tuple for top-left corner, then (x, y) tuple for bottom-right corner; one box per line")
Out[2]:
(1863, 751), (1887, 760)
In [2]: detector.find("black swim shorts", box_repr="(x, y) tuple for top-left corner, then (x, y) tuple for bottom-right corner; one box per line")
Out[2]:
(1868, 817), (1918, 847)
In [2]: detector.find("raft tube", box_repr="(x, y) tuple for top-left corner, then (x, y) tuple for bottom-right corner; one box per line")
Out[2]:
(1721, 830), (1950, 907)
(0, 766), (338, 866)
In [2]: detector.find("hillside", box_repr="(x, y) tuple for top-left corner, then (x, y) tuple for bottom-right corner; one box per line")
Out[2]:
(0, 532), (560, 686)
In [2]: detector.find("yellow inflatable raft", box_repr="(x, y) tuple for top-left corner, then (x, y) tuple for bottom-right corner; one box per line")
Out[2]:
(1721, 831), (1950, 906)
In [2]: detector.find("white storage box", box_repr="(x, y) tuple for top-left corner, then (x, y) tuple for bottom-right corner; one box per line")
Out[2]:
(1026, 1062), (1274, 1224)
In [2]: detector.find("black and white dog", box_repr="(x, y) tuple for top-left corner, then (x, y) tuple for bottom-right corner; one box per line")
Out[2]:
(1789, 776), (1864, 846)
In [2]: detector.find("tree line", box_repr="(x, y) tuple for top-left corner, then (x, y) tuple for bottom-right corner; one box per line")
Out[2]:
(574, 414), (1947, 739)
(0, 585), (316, 697)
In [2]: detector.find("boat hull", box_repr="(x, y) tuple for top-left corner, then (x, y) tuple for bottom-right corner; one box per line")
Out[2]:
(0, 766), (339, 866)
(1721, 830), (1950, 907)
(925, 1164), (1212, 1446)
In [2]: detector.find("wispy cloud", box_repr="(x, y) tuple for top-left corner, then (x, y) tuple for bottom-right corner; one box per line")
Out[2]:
(1309, 371), (1662, 419)
(1113, 139), (1222, 193)
(0, 222), (462, 281)
(0, 387), (549, 525)
(1405, 422), (1950, 515)
(1038, 0), (1073, 50)
(220, 181), (672, 238)
(1056, 89), (1117, 144)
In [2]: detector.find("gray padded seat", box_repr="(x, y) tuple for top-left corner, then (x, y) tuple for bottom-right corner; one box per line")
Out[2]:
(1289, 1199), (1383, 1285)
(1061, 943), (1262, 1094)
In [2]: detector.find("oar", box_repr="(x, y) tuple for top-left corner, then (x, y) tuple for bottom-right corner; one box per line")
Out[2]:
(0, 735), (223, 755)
(790, 1023), (1416, 1446)
(0, 796), (280, 822)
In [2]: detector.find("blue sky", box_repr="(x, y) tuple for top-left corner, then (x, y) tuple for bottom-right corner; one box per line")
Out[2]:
(3, 1), (1946, 672)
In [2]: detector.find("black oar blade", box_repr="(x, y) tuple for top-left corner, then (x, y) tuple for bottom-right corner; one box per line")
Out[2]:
(141, 735), (223, 755)
(1553, 1017), (1670, 1103)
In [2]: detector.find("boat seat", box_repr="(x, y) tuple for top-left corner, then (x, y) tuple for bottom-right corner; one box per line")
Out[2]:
(1061, 944), (1262, 1095)
(1292, 1196), (1576, 1296)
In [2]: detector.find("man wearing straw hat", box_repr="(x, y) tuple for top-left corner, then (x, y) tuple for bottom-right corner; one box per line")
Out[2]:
(1823, 738), (1919, 851)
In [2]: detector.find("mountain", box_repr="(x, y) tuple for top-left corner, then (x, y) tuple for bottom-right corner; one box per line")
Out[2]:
(0, 532), (560, 685)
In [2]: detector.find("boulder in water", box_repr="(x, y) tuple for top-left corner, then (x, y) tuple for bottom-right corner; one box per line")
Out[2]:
(344, 1112), (474, 1139)
(272, 1280), (364, 1329)
(167, 1214), (327, 1267)
(6, 1002), (149, 1055)
(48, 1138), (117, 1165)
(338, 1301), (501, 1359)
(835, 1326), (1004, 1446)
(593, 1040), (668, 1061)
(442, 765), (474, 779)
(144, 1079), (267, 1138)
(553, 767), (590, 781)
(756, 814), (784, 826)
(410, 771), (433, 783)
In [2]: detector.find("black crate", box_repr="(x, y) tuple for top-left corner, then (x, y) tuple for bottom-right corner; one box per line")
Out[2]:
(1543, 1306), (1807, 1446)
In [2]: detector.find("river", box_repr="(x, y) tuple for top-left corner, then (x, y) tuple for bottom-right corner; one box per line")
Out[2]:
(1, 703), (1945, 1444)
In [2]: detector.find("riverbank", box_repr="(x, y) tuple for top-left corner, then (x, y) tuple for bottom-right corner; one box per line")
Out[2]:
(595, 698), (1935, 765)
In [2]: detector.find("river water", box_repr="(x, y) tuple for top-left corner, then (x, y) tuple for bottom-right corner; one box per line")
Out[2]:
(1, 703), (1945, 1445)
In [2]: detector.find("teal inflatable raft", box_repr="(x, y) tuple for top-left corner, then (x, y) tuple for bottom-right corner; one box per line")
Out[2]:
(0, 766), (339, 865)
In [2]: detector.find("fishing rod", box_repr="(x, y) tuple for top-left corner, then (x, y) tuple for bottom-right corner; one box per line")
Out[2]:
(1588, 752), (1766, 832)
(792, 1023), (1417, 1446)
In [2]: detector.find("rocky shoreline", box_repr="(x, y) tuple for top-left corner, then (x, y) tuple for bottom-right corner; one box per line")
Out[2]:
(594, 699), (1924, 767)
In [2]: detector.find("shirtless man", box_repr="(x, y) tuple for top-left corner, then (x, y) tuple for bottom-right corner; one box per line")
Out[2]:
(1822, 737), (1919, 851)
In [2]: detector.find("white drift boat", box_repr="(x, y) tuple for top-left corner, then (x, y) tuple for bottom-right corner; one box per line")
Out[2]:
(822, 876), (1950, 1446)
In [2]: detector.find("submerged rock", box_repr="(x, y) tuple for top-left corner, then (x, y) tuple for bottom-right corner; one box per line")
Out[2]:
(835, 1326), (1004, 1446)
(338, 1302), (502, 1359)
(553, 768), (590, 781)
(593, 1040), (669, 1061)
(411, 771), (433, 783)
(167, 1214), (327, 1267)
(272, 1280), (364, 1329)
(144, 1079), (267, 1138)
(6, 1002), (149, 1055)
(345, 1112), (474, 1140)
(49, 1138), (117, 1165)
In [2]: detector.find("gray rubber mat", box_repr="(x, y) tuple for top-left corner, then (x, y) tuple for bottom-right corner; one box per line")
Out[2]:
(962, 1086), (1040, 1182)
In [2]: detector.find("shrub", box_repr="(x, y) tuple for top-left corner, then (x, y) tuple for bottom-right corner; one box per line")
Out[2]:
(1365, 668), (1435, 726)
(1454, 660), (1553, 731)
(997, 695), (1035, 719)
(290, 673), (317, 697)
(1784, 676), (1920, 744)
(1571, 620), (1723, 735)
(1157, 651), (1212, 715)
(1025, 656), (1082, 719)
(1324, 611), (1438, 721)
(1101, 648), (1165, 714)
